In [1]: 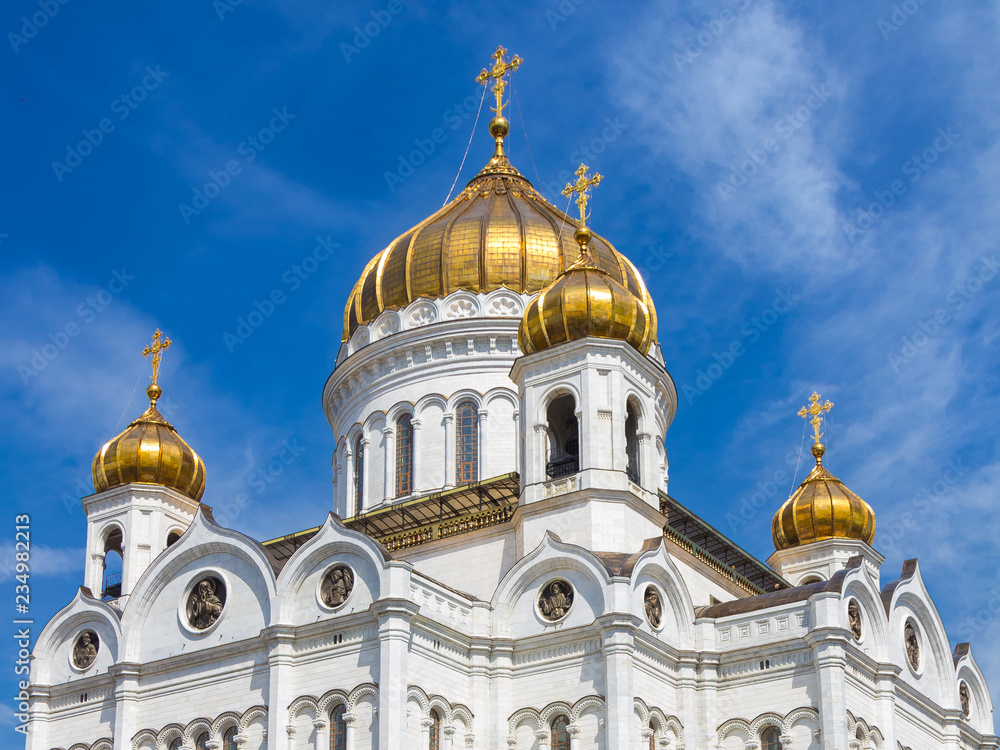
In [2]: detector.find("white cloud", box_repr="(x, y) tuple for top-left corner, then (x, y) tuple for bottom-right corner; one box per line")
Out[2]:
(0, 543), (84, 583)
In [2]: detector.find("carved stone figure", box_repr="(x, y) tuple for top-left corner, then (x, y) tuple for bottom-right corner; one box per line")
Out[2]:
(321, 565), (355, 607)
(644, 586), (663, 628)
(848, 600), (863, 640)
(538, 580), (573, 621)
(72, 630), (99, 669)
(959, 681), (970, 717)
(186, 577), (225, 630)
(904, 622), (920, 670)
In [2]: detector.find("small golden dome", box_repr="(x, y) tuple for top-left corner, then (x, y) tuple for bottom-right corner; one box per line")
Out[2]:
(341, 147), (655, 342)
(92, 384), (206, 502)
(772, 442), (875, 551)
(518, 228), (655, 355)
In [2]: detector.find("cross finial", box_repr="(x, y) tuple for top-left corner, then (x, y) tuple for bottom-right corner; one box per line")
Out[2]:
(476, 45), (522, 120)
(142, 329), (172, 390)
(797, 391), (833, 446)
(562, 163), (604, 227)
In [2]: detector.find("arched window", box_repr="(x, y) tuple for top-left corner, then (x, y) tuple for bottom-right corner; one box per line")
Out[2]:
(353, 435), (365, 514)
(166, 530), (181, 547)
(330, 704), (347, 750)
(649, 721), (657, 750)
(455, 401), (478, 485)
(168, 739), (182, 750)
(195, 732), (210, 750)
(223, 726), (239, 750)
(761, 726), (782, 750)
(395, 414), (414, 498)
(550, 715), (570, 750)
(625, 401), (639, 483)
(546, 394), (579, 478)
(429, 708), (442, 750)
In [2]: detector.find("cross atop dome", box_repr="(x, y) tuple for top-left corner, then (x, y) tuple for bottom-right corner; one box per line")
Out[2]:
(798, 391), (833, 464)
(142, 329), (172, 405)
(476, 45), (522, 119)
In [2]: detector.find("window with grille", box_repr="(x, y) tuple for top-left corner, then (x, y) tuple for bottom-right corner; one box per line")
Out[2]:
(222, 727), (238, 750)
(353, 435), (364, 514)
(761, 726), (782, 750)
(395, 414), (413, 498)
(195, 732), (210, 750)
(551, 715), (570, 750)
(330, 704), (347, 750)
(429, 709), (442, 750)
(455, 401), (478, 485)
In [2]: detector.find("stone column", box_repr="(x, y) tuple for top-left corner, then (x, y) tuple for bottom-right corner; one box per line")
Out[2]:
(285, 725), (295, 750)
(410, 419), (422, 494)
(640, 728), (654, 750)
(420, 718), (432, 747)
(469, 639), (490, 750)
(492, 639), (515, 749)
(443, 725), (456, 750)
(535, 730), (550, 750)
(637, 432), (652, 489)
(568, 724), (582, 750)
(359, 438), (370, 511)
(598, 613), (640, 750)
(512, 409), (520, 476)
(314, 719), (328, 750)
(344, 448), (355, 516)
(374, 598), (419, 750)
(478, 409), (489, 480)
(111, 662), (141, 750)
(806, 630), (850, 750)
(344, 713), (357, 750)
(23, 686), (50, 750)
(443, 413), (455, 488)
(265, 625), (297, 750)
(874, 664), (899, 749)
(533, 423), (548, 483)
(383, 426), (395, 503)
(87, 553), (105, 596)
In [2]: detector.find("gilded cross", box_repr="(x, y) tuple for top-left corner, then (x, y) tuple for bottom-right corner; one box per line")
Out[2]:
(142, 329), (172, 385)
(476, 45), (522, 119)
(562, 163), (604, 226)
(797, 391), (833, 442)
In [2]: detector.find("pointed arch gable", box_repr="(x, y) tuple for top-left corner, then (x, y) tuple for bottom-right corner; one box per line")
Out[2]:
(31, 586), (122, 685)
(628, 538), (696, 648)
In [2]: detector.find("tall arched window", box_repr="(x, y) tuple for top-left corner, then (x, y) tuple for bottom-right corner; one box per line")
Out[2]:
(168, 740), (182, 750)
(546, 394), (579, 478)
(330, 704), (347, 750)
(223, 727), (238, 750)
(625, 401), (639, 483)
(353, 435), (365, 514)
(195, 732), (210, 750)
(455, 401), (478, 485)
(761, 726), (782, 750)
(429, 708), (442, 750)
(395, 414), (414, 498)
(101, 527), (124, 600)
(649, 721), (657, 750)
(550, 715), (570, 750)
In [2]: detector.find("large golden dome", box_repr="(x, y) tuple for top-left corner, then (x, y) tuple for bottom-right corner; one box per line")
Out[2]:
(519, 227), (654, 355)
(92, 383), (206, 502)
(772, 442), (875, 551)
(342, 131), (656, 342)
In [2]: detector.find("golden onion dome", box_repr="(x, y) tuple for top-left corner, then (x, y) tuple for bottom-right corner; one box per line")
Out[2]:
(342, 118), (656, 343)
(92, 383), (206, 502)
(772, 442), (875, 551)
(519, 226), (654, 355)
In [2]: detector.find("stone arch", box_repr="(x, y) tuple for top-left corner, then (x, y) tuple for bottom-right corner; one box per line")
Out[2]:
(212, 711), (242, 736)
(568, 695), (605, 724)
(239, 705), (269, 734)
(154, 723), (186, 749)
(844, 575), (889, 661)
(288, 695), (320, 722)
(446, 389), (485, 411)
(347, 683), (379, 712)
(183, 717), (214, 743)
(92, 741), (113, 750)
(629, 539), (697, 649)
(30, 587), (122, 685)
(317, 689), (351, 716)
(130, 729), (158, 750)
(750, 712), (784, 734)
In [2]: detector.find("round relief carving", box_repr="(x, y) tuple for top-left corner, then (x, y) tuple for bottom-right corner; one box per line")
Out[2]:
(407, 303), (437, 328)
(445, 299), (478, 319)
(904, 621), (920, 670)
(847, 599), (863, 641)
(486, 295), (521, 317)
(186, 576), (226, 630)
(644, 586), (663, 629)
(72, 630), (99, 669)
(320, 565), (355, 608)
(538, 579), (574, 621)
(375, 316), (400, 339)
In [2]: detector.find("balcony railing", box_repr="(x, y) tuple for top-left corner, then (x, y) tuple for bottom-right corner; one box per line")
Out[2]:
(102, 571), (122, 600)
(546, 457), (579, 479)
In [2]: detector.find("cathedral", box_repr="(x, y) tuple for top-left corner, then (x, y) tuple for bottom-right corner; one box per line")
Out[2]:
(25, 47), (997, 750)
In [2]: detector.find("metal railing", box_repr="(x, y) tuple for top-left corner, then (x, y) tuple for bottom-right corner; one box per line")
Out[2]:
(546, 457), (579, 478)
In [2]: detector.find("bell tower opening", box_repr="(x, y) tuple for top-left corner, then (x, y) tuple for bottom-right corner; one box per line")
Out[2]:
(625, 400), (640, 483)
(101, 528), (124, 600)
(546, 394), (579, 478)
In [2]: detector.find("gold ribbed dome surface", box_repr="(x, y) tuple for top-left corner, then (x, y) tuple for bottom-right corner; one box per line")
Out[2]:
(342, 153), (656, 342)
(519, 230), (654, 355)
(92, 384), (206, 502)
(772, 443), (875, 551)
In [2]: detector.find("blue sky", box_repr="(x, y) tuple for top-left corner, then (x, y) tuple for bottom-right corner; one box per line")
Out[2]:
(2, 0), (999, 735)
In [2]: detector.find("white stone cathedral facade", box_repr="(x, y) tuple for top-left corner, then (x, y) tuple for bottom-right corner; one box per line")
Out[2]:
(25, 55), (997, 750)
